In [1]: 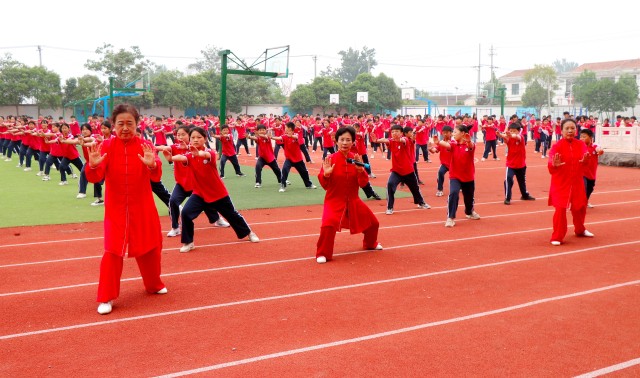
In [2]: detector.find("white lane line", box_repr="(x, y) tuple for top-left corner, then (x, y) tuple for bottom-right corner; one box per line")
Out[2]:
(1, 189), (638, 249)
(574, 357), (640, 377)
(154, 279), (640, 377)
(1, 240), (639, 338)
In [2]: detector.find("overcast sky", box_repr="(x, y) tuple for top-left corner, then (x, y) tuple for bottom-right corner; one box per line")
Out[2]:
(3, 0), (640, 96)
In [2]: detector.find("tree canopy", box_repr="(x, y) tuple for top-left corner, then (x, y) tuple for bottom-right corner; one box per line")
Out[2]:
(573, 70), (639, 115)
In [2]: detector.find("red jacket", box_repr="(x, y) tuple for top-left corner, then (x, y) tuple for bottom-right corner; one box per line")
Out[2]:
(318, 152), (376, 234)
(547, 138), (588, 209)
(86, 136), (163, 257)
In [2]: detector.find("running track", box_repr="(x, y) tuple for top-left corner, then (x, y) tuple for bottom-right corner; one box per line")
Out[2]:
(2, 144), (640, 377)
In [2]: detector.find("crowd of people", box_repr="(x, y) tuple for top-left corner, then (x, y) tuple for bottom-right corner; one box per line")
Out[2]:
(0, 106), (617, 314)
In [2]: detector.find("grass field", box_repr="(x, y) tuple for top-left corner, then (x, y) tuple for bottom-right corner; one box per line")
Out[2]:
(0, 156), (401, 228)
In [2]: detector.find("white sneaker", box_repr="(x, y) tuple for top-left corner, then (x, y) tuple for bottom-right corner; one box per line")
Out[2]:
(306, 184), (317, 189)
(59, 181), (68, 186)
(156, 287), (168, 294)
(36, 171), (43, 176)
(91, 199), (105, 206)
(23, 167), (32, 172)
(374, 243), (383, 250)
(279, 187), (286, 193)
(551, 241), (562, 246)
(4, 158), (11, 162)
(248, 232), (260, 243)
(481, 158), (486, 161)
(435, 191), (444, 197)
(466, 211), (481, 220)
(316, 256), (327, 264)
(581, 230), (595, 237)
(167, 228), (181, 237)
(445, 218), (455, 227)
(385, 209), (393, 215)
(255, 183), (262, 188)
(418, 203), (431, 209)
(214, 218), (230, 228)
(286, 180), (291, 185)
(72, 173), (79, 179)
(180, 243), (194, 253)
(587, 203), (594, 208)
(369, 173), (377, 178)
(97, 301), (113, 315)
(42, 175), (50, 181)
(76, 193), (87, 199)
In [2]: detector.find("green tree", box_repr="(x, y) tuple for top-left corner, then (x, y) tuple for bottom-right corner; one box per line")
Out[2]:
(188, 45), (222, 73)
(333, 46), (377, 85)
(63, 75), (104, 104)
(375, 73), (401, 113)
(344, 73), (379, 113)
(573, 71), (639, 116)
(521, 81), (548, 116)
(152, 70), (188, 116)
(29, 66), (62, 111)
(85, 44), (155, 88)
(311, 76), (344, 114)
(552, 58), (579, 74)
(0, 55), (30, 114)
(523, 65), (557, 112)
(289, 84), (316, 114)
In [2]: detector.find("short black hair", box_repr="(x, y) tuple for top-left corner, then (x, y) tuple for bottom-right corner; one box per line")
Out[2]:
(580, 128), (594, 138)
(442, 126), (453, 132)
(334, 126), (355, 142)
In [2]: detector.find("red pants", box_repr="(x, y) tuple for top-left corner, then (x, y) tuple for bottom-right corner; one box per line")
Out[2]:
(551, 206), (586, 242)
(316, 220), (379, 260)
(97, 247), (165, 303)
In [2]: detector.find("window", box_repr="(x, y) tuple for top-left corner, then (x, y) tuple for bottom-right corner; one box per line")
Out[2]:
(511, 83), (519, 96)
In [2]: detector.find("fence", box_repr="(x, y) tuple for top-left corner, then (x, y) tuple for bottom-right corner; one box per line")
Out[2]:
(597, 125), (640, 152)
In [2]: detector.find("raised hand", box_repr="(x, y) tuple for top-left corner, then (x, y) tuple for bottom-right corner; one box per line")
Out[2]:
(138, 143), (156, 167)
(552, 153), (565, 167)
(323, 156), (335, 177)
(161, 149), (173, 162)
(88, 144), (106, 168)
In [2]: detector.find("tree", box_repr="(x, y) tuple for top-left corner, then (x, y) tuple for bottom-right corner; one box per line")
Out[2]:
(63, 75), (104, 104)
(552, 58), (579, 74)
(85, 44), (156, 88)
(28, 66), (62, 112)
(333, 46), (377, 85)
(344, 73), (379, 113)
(374, 73), (401, 113)
(573, 71), (639, 117)
(152, 70), (188, 116)
(521, 81), (548, 116)
(188, 45), (222, 73)
(524, 65), (557, 112)
(311, 77), (344, 114)
(289, 84), (316, 114)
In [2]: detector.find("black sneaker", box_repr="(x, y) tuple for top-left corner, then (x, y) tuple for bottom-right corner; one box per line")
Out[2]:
(520, 195), (536, 200)
(372, 192), (381, 200)
(504, 199), (511, 205)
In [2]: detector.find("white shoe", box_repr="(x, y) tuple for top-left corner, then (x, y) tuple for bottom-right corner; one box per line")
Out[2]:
(42, 175), (50, 181)
(91, 199), (105, 206)
(59, 181), (68, 186)
(385, 209), (393, 215)
(180, 243), (194, 253)
(374, 243), (383, 250)
(316, 256), (327, 264)
(306, 184), (317, 189)
(72, 173), (79, 179)
(255, 183), (262, 188)
(179, 205), (183, 213)
(466, 211), (481, 220)
(36, 171), (43, 176)
(97, 301), (113, 315)
(214, 218), (230, 228)
(76, 193), (86, 199)
(369, 173), (377, 178)
(551, 241), (562, 246)
(445, 218), (455, 227)
(156, 287), (168, 294)
(435, 191), (443, 197)
(481, 158), (486, 161)
(23, 167), (32, 172)
(248, 232), (260, 243)
(279, 187), (286, 193)
(418, 203), (431, 209)
(4, 158), (11, 162)
(581, 230), (595, 237)
(167, 228), (181, 237)
(587, 203), (594, 208)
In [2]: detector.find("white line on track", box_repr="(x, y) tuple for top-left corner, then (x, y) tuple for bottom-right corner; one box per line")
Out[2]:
(1, 240), (639, 339)
(151, 279), (640, 376)
(574, 357), (640, 377)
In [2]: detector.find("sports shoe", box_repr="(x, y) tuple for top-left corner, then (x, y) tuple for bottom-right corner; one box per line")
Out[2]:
(23, 167), (32, 172)
(435, 190), (443, 197)
(417, 203), (431, 209)
(581, 230), (595, 237)
(541, 155), (547, 158)
(306, 184), (317, 189)
(494, 158), (500, 161)
(3, 158), (12, 162)
(255, 183), (262, 188)
(369, 173), (377, 178)
(42, 175), (50, 181)
(76, 193), (87, 199)
(248, 232), (260, 243)
(520, 195), (536, 201)
(286, 180), (291, 185)
(246, 153), (251, 156)
(445, 218), (455, 227)
(587, 203), (594, 208)
(550, 241), (562, 246)
(36, 171), (43, 176)
(220, 176), (225, 179)
(279, 186), (286, 193)
(59, 181), (68, 186)
(237, 173), (246, 177)
(373, 243), (383, 250)
(91, 199), (104, 206)
(97, 301), (113, 315)
(16, 163), (23, 168)
(466, 211), (481, 220)
(214, 218), (230, 228)
(504, 199), (510, 205)
(481, 158), (486, 162)
(72, 173), (79, 179)
(385, 209), (393, 215)
(156, 287), (168, 294)
(418, 180), (425, 185)
(180, 243), (194, 253)
(167, 228), (181, 237)
(371, 192), (381, 200)
(316, 256), (327, 264)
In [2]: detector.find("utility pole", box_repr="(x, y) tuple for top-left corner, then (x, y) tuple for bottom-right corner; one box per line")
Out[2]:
(476, 44), (481, 100)
(489, 45), (496, 104)
(313, 55), (317, 79)
(37, 45), (42, 67)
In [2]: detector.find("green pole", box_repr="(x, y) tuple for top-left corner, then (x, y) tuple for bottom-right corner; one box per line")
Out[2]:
(109, 77), (114, 116)
(498, 87), (506, 116)
(219, 50), (229, 126)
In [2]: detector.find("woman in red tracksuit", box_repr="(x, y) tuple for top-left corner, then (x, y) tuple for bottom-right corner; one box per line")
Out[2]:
(547, 119), (594, 246)
(86, 104), (167, 315)
(316, 126), (382, 264)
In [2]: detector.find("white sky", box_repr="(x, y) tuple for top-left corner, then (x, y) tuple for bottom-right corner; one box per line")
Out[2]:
(3, 0), (640, 96)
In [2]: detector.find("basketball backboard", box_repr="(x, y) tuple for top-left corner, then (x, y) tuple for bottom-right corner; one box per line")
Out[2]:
(264, 45), (290, 78)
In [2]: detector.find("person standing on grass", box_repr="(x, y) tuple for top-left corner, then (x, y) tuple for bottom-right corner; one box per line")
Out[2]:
(316, 126), (382, 264)
(498, 123), (536, 205)
(158, 125), (229, 237)
(579, 128), (604, 209)
(434, 124), (480, 227)
(212, 124), (245, 179)
(548, 119), (594, 246)
(248, 124), (283, 189)
(371, 124), (431, 215)
(274, 122), (317, 192)
(86, 104), (167, 315)
(170, 126), (259, 253)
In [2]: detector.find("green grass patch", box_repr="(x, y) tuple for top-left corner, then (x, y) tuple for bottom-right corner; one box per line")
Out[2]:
(0, 158), (404, 228)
